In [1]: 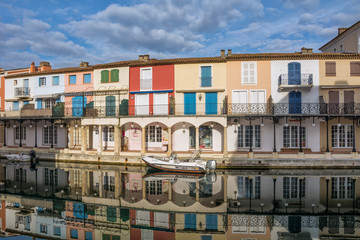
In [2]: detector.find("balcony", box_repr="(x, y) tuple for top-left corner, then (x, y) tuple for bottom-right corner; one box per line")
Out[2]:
(14, 87), (30, 98)
(278, 74), (313, 92)
(20, 103), (64, 118)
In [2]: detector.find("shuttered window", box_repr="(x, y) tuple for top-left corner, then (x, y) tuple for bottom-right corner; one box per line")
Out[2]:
(101, 70), (109, 83)
(110, 69), (119, 82)
(325, 62), (336, 76)
(350, 62), (360, 76)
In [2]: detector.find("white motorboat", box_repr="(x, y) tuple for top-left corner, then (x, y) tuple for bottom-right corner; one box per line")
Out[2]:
(142, 151), (216, 173)
(4, 153), (31, 161)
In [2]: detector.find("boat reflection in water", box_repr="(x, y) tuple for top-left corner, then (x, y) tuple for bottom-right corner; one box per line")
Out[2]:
(0, 159), (359, 239)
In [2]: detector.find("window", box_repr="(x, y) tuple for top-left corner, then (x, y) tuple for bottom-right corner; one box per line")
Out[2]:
(184, 214), (196, 229)
(146, 126), (162, 143)
(283, 126), (306, 148)
(69, 75), (76, 84)
(241, 62), (257, 84)
(237, 176), (260, 199)
(146, 180), (163, 195)
(83, 74), (91, 84)
(325, 62), (336, 76)
(140, 68), (152, 90)
(283, 177), (306, 199)
(15, 126), (26, 140)
(206, 215), (217, 230)
(200, 66), (212, 87)
(237, 125), (261, 148)
(85, 231), (92, 240)
(54, 226), (61, 236)
(110, 69), (119, 82)
(39, 77), (46, 86)
(332, 125), (353, 148)
(103, 127), (114, 142)
(14, 80), (17, 86)
(333, 48), (336, 53)
(350, 62), (360, 76)
(40, 224), (47, 233)
(44, 99), (54, 109)
(52, 76), (59, 85)
(70, 229), (78, 239)
(44, 126), (57, 144)
(15, 169), (26, 183)
(331, 177), (354, 199)
(101, 70), (109, 83)
(13, 101), (19, 111)
(340, 44), (343, 52)
(73, 127), (81, 146)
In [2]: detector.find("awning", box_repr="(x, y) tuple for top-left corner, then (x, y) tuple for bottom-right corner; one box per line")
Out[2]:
(320, 85), (360, 89)
(35, 93), (62, 99)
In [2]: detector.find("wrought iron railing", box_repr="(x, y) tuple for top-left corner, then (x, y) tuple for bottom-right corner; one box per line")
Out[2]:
(278, 74), (313, 86)
(14, 87), (30, 97)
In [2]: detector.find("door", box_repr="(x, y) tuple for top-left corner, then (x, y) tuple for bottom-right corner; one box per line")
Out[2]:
(205, 92), (217, 115)
(344, 91), (354, 114)
(135, 94), (149, 115)
(72, 96), (87, 117)
(289, 91), (301, 114)
(232, 90), (247, 114)
(250, 90), (265, 113)
(23, 79), (29, 95)
(184, 93), (196, 115)
(106, 96), (116, 116)
(329, 91), (339, 114)
(288, 62), (301, 85)
(154, 93), (168, 115)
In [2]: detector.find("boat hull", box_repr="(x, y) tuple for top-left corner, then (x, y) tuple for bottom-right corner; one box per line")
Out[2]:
(142, 157), (206, 174)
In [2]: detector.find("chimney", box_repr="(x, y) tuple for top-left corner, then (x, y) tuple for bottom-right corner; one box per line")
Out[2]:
(220, 49), (225, 57)
(227, 49), (232, 56)
(39, 61), (51, 71)
(338, 28), (348, 35)
(138, 55), (144, 61)
(83, 62), (89, 67)
(79, 61), (84, 67)
(301, 47), (313, 54)
(29, 62), (35, 73)
(144, 55), (150, 61)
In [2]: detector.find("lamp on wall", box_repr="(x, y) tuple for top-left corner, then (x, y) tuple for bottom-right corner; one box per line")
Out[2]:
(210, 122), (214, 128)
(337, 117), (341, 127)
(131, 122), (134, 128)
(13, 124), (16, 128)
(199, 93), (202, 101)
(29, 124), (33, 128)
(156, 122), (159, 128)
(261, 117), (264, 127)
(285, 117), (289, 127)
(182, 122), (186, 133)
(312, 117), (315, 127)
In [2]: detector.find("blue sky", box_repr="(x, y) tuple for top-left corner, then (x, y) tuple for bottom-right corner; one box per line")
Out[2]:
(0, 0), (359, 69)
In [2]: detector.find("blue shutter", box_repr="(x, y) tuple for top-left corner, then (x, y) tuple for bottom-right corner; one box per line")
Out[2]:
(54, 227), (61, 236)
(185, 214), (196, 229)
(85, 231), (92, 240)
(70, 75), (76, 84)
(13, 101), (19, 111)
(39, 78), (41, 86)
(36, 99), (42, 109)
(70, 229), (78, 239)
(288, 62), (301, 85)
(23, 101), (29, 105)
(84, 74), (91, 84)
(184, 93), (196, 115)
(201, 66), (212, 87)
(53, 76), (59, 85)
(206, 215), (217, 230)
(72, 96), (87, 117)
(289, 91), (302, 114)
(205, 92), (217, 115)
(56, 97), (61, 103)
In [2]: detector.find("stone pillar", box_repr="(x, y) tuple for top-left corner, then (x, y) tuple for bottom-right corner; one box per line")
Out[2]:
(195, 181), (200, 202)
(115, 171), (121, 198)
(223, 175), (228, 203)
(81, 126), (87, 153)
(88, 171), (93, 194)
(167, 127), (172, 156)
(69, 125), (74, 149)
(195, 127), (199, 151)
(81, 170), (87, 196)
(223, 126), (228, 156)
(98, 125), (103, 154)
(142, 179), (146, 199)
(114, 125), (120, 155)
(99, 172), (104, 198)
(69, 170), (75, 188)
(141, 127), (146, 155)
(168, 181), (172, 201)
(119, 128), (122, 153)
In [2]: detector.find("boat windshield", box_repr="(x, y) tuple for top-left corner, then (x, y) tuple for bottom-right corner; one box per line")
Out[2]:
(189, 150), (201, 160)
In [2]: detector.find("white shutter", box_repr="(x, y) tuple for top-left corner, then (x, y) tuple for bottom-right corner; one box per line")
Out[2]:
(140, 68), (152, 90)
(154, 93), (168, 115)
(154, 212), (169, 228)
(135, 94), (149, 115)
(141, 229), (153, 240)
(136, 210), (150, 226)
(250, 90), (265, 113)
(232, 90), (248, 114)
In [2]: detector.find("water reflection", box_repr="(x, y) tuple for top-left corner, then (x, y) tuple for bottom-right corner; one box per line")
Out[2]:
(0, 160), (359, 239)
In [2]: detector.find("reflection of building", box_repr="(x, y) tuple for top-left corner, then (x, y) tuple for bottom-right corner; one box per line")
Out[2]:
(65, 201), (95, 240)
(227, 214), (271, 240)
(130, 209), (175, 240)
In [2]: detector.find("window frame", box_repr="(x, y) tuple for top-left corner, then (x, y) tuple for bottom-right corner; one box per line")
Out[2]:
(69, 75), (77, 85)
(241, 62), (257, 85)
(331, 177), (354, 199)
(39, 77), (46, 87)
(83, 73), (91, 84)
(283, 125), (307, 148)
(325, 61), (336, 77)
(237, 125), (261, 148)
(283, 177), (306, 199)
(140, 67), (152, 91)
(52, 76), (60, 86)
(350, 62), (360, 76)
(331, 124), (353, 148)
(199, 65), (213, 87)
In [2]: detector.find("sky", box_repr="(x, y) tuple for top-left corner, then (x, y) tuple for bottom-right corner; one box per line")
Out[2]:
(0, 0), (359, 69)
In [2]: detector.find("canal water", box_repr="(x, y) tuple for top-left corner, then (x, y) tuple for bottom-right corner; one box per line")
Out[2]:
(0, 160), (359, 239)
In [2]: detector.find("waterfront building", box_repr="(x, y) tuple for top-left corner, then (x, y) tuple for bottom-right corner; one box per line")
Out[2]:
(319, 21), (360, 53)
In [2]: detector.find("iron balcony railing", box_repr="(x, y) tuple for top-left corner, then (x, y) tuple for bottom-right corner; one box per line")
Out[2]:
(14, 87), (30, 97)
(278, 74), (313, 86)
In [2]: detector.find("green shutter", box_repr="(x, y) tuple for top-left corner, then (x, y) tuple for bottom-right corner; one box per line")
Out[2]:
(111, 69), (119, 82)
(101, 70), (109, 83)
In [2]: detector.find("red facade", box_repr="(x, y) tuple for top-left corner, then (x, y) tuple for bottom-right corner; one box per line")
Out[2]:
(129, 65), (174, 116)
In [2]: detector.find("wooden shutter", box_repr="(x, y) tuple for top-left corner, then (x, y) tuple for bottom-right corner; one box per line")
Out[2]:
(110, 69), (119, 82)
(101, 70), (109, 83)
(350, 62), (360, 76)
(325, 62), (336, 76)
